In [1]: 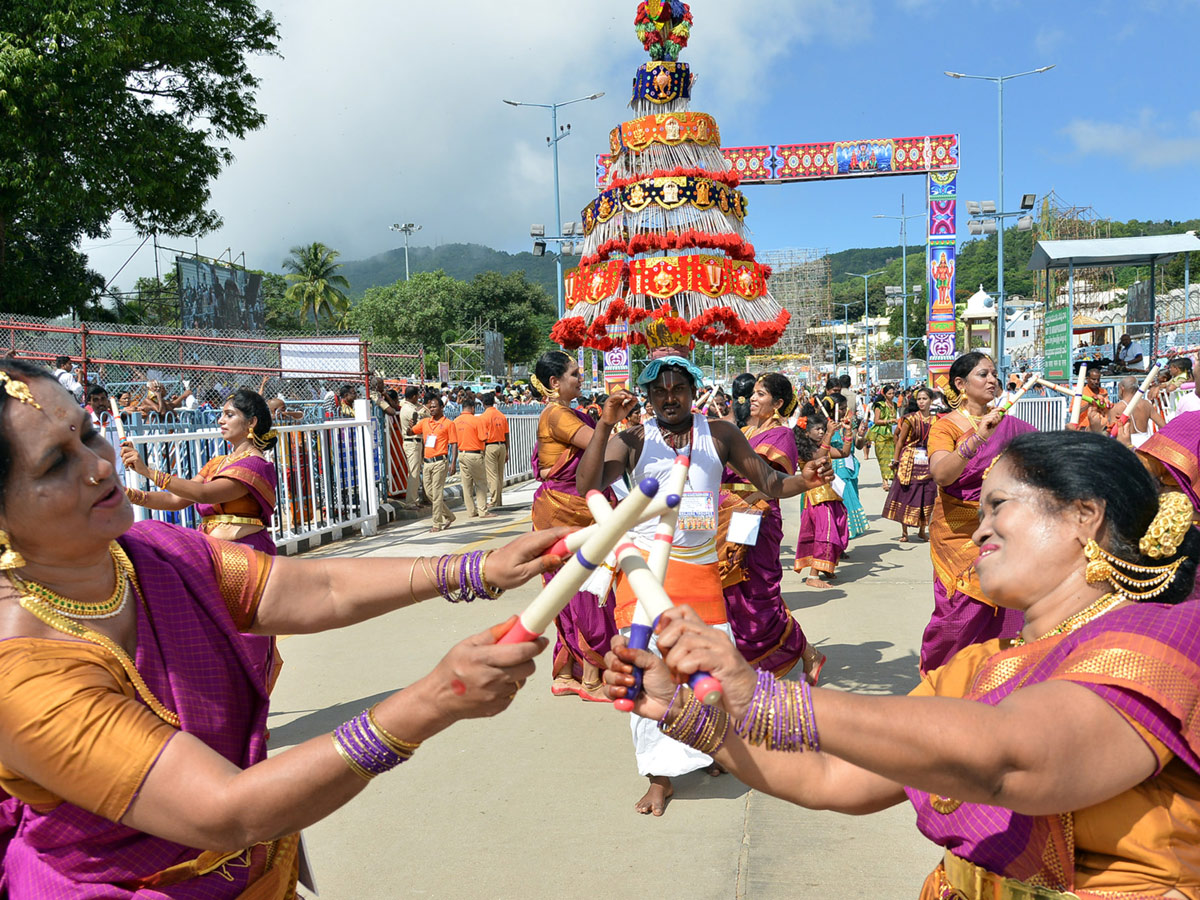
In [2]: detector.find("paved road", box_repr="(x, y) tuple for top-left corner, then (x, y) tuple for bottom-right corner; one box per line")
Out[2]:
(269, 459), (941, 898)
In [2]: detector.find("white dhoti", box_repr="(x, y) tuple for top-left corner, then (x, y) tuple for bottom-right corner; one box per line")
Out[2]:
(623, 623), (734, 778)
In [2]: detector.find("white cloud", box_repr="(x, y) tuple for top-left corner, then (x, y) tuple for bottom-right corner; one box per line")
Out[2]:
(1034, 26), (1065, 55)
(1062, 109), (1200, 170)
(86, 0), (872, 285)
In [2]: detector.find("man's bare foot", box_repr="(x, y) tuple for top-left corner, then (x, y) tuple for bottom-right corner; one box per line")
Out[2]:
(635, 776), (674, 816)
(806, 575), (834, 587)
(706, 762), (725, 776)
(898, 533), (909, 543)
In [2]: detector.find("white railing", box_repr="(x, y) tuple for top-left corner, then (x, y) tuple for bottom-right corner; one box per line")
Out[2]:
(114, 410), (542, 553)
(1010, 396), (1068, 431)
(505, 415), (538, 481)
(120, 412), (379, 550)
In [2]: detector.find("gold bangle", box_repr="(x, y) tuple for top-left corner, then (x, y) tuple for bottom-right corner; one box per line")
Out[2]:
(479, 550), (504, 599)
(330, 733), (374, 782)
(367, 706), (422, 757)
(407, 559), (419, 600)
(419, 556), (436, 595)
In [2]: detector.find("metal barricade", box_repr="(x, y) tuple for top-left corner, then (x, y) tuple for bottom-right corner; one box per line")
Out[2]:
(1009, 396), (1067, 431)
(120, 415), (380, 551)
(505, 416), (538, 481)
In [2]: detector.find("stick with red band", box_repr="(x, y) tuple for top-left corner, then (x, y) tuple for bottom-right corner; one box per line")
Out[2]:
(498, 477), (660, 645)
(1109, 365), (1160, 437)
(546, 491), (683, 559)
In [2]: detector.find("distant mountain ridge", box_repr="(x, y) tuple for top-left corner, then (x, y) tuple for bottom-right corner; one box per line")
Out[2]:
(340, 243), (580, 299)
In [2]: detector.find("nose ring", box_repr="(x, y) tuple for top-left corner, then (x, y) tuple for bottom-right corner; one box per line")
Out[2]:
(87, 476), (99, 485)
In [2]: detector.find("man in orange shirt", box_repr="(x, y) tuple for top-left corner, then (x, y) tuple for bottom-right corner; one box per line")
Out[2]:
(480, 392), (509, 511)
(412, 392), (458, 532)
(1076, 362), (1111, 432)
(454, 391), (493, 518)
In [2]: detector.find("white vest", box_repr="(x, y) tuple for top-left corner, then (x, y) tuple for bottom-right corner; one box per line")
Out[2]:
(631, 414), (720, 564)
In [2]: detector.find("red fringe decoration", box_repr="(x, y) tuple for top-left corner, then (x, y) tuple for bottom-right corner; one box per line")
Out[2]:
(551, 305), (790, 351)
(579, 231), (758, 267)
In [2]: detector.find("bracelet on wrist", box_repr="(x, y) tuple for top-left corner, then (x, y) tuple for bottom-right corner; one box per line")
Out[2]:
(657, 685), (730, 755)
(331, 708), (420, 781)
(734, 669), (820, 753)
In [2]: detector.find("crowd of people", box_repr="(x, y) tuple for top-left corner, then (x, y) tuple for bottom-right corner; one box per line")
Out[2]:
(0, 342), (1198, 898)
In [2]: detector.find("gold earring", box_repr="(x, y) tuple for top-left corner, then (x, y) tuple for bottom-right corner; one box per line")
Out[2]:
(1083, 539), (1115, 585)
(0, 530), (26, 570)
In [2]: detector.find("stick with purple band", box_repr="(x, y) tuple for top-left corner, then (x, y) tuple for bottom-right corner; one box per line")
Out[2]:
(497, 477), (660, 645)
(545, 491), (683, 559)
(615, 455), (693, 711)
(612, 541), (723, 707)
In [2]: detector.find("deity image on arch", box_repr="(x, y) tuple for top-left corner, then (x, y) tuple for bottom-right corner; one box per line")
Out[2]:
(932, 251), (955, 309)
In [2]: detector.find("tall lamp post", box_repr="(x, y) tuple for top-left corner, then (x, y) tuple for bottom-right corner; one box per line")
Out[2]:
(873, 195), (925, 387)
(503, 92), (605, 319)
(389, 223), (422, 281)
(834, 302), (854, 375)
(945, 65), (1054, 377)
(847, 271), (884, 389)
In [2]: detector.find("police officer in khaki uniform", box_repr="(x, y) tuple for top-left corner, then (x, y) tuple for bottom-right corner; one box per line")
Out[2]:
(398, 385), (429, 508)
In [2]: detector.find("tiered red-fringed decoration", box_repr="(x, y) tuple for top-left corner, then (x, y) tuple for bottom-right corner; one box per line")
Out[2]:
(553, 1), (789, 351)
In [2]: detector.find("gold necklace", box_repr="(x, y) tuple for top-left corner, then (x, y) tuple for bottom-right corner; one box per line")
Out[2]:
(1012, 592), (1127, 647)
(7, 543), (130, 619)
(12, 555), (181, 727)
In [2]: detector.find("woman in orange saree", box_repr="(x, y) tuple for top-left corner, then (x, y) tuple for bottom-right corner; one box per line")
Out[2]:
(0, 360), (565, 898)
(609, 430), (1200, 899)
(528, 351), (617, 702)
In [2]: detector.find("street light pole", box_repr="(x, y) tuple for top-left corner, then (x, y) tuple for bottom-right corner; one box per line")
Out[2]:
(874, 196), (924, 387)
(389, 223), (422, 281)
(835, 302), (853, 376)
(945, 65), (1054, 377)
(847, 272), (884, 389)
(503, 92), (606, 320)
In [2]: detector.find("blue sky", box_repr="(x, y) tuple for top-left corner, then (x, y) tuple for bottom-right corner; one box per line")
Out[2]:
(84, 0), (1200, 288)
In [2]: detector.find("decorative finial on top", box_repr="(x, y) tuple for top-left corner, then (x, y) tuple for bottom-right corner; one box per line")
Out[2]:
(635, 1), (693, 61)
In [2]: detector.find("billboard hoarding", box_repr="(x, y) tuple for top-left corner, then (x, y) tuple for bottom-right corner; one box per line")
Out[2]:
(177, 256), (265, 331)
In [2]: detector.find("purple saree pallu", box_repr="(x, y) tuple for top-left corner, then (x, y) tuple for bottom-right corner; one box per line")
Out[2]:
(530, 409), (617, 680)
(921, 415), (1032, 673)
(2, 522), (278, 898)
(197, 455), (279, 558)
(907, 602), (1200, 893)
(722, 425), (807, 675)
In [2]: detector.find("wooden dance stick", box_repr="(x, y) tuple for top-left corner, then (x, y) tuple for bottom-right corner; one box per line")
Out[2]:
(1035, 377), (1074, 398)
(614, 456), (693, 711)
(995, 372), (1038, 413)
(498, 477), (660, 645)
(1068, 362), (1087, 430)
(613, 541), (723, 707)
(1110, 365), (1160, 437)
(545, 491), (683, 558)
(108, 397), (127, 440)
(693, 389), (714, 415)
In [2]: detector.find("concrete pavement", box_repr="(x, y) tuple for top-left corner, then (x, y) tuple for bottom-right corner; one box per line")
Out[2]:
(268, 457), (942, 898)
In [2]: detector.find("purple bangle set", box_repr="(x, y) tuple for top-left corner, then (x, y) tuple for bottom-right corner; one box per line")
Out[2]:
(331, 709), (418, 781)
(735, 669), (820, 753)
(433, 550), (503, 603)
(957, 433), (980, 461)
(657, 684), (730, 755)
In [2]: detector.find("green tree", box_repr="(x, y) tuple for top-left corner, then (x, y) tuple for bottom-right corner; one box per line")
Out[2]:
(0, 1), (280, 317)
(282, 243), (351, 327)
(349, 270), (463, 354)
(258, 271), (302, 331)
(459, 271), (557, 366)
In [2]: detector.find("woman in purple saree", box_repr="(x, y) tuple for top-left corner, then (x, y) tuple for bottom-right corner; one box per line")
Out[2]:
(719, 374), (824, 682)
(529, 351), (617, 702)
(612, 431), (1200, 899)
(122, 389), (280, 556)
(0, 361), (563, 897)
(922, 353), (1031, 673)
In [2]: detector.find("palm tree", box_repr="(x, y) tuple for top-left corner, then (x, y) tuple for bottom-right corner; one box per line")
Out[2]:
(281, 242), (351, 327)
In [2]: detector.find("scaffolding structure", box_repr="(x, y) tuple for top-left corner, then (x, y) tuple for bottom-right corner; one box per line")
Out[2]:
(1034, 191), (1116, 309)
(756, 248), (833, 359)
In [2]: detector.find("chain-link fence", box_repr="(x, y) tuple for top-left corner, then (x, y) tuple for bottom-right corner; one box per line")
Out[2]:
(0, 313), (429, 413)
